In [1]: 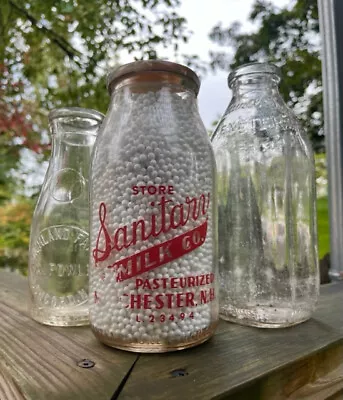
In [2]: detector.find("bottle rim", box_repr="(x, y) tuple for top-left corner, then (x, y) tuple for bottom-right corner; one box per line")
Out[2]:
(49, 107), (104, 123)
(228, 62), (281, 87)
(107, 60), (200, 95)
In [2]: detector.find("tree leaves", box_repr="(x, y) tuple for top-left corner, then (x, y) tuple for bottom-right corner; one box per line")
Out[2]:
(0, 0), (200, 272)
(209, 0), (323, 151)
(2, 0), (198, 118)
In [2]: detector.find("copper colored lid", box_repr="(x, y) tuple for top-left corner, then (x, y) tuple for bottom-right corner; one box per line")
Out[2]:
(107, 60), (200, 94)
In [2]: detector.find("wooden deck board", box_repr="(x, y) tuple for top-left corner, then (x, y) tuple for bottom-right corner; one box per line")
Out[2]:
(119, 283), (343, 400)
(0, 271), (136, 400)
(1, 270), (342, 400)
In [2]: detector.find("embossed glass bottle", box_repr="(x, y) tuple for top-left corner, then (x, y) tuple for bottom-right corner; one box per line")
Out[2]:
(29, 107), (104, 326)
(211, 63), (319, 328)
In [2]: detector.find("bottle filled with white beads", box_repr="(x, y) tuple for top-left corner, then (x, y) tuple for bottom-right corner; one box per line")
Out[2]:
(89, 60), (219, 352)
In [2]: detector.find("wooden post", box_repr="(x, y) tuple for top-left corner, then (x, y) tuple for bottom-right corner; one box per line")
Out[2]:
(318, 0), (343, 280)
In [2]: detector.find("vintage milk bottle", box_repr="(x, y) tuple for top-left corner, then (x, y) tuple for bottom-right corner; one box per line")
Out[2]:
(211, 62), (319, 328)
(29, 107), (104, 326)
(89, 60), (219, 352)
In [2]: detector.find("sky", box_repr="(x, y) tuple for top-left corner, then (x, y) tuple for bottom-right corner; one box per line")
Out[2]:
(23, 0), (291, 189)
(166, 0), (290, 128)
(118, 0), (291, 128)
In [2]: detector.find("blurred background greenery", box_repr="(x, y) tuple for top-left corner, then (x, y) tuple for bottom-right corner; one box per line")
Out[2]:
(0, 0), (329, 274)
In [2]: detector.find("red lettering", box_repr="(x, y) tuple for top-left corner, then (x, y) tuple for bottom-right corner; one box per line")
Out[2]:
(193, 230), (201, 245)
(159, 243), (172, 263)
(170, 277), (178, 289)
(157, 196), (173, 234)
(143, 280), (151, 290)
(143, 294), (152, 309)
(155, 294), (164, 309)
(148, 186), (157, 194)
(200, 290), (208, 304)
(186, 292), (195, 307)
(170, 203), (185, 229)
(165, 293), (173, 308)
(113, 226), (128, 251)
(187, 276), (196, 287)
(131, 185), (175, 195)
(132, 219), (147, 243)
(136, 278), (143, 288)
(92, 203), (112, 263)
(186, 196), (199, 220)
(176, 293), (184, 307)
(152, 278), (159, 289)
(130, 294), (142, 309)
(92, 193), (211, 266)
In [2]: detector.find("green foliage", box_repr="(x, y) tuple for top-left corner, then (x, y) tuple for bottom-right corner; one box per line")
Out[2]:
(315, 153), (327, 198)
(314, 155), (329, 259)
(0, 0), (199, 272)
(1, 0), (196, 115)
(209, 0), (323, 151)
(317, 196), (329, 259)
(0, 198), (35, 274)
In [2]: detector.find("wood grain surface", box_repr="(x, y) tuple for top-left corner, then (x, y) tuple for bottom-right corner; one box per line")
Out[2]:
(0, 270), (137, 400)
(118, 283), (343, 400)
(1, 270), (343, 400)
(0, 362), (25, 400)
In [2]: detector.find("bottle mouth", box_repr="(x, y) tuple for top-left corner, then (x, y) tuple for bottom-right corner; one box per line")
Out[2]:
(228, 62), (281, 87)
(48, 107), (104, 135)
(49, 107), (104, 124)
(107, 60), (200, 95)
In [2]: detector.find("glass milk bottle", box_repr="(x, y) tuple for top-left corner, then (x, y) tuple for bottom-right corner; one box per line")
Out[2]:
(29, 107), (104, 326)
(211, 62), (319, 328)
(89, 60), (218, 352)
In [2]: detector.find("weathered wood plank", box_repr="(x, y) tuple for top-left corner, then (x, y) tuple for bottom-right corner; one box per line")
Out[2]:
(0, 270), (29, 314)
(119, 282), (343, 400)
(0, 362), (25, 400)
(0, 270), (136, 400)
(314, 283), (343, 333)
(1, 270), (343, 400)
(226, 341), (343, 400)
(328, 390), (343, 400)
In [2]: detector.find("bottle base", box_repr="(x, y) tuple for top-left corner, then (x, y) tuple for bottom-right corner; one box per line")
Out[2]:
(31, 306), (89, 327)
(91, 322), (218, 353)
(220, 304), (312, 328)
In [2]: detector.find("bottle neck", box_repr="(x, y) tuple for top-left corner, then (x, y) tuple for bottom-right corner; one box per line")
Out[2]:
(230, 74), (281, 98)
(49, 117), (99, 175)
(51, 134), (94, 174)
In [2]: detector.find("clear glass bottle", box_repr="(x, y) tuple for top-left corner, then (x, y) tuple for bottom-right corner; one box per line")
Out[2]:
(211, 62), (319, 328)
(89, 60), (218, 352)
(29, 107), (104, 326)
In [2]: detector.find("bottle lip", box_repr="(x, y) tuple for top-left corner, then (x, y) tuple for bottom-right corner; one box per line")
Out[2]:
(107, 60), (200, 95)
(49, 107), (104, 123)
(228, 62), (281, 86)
